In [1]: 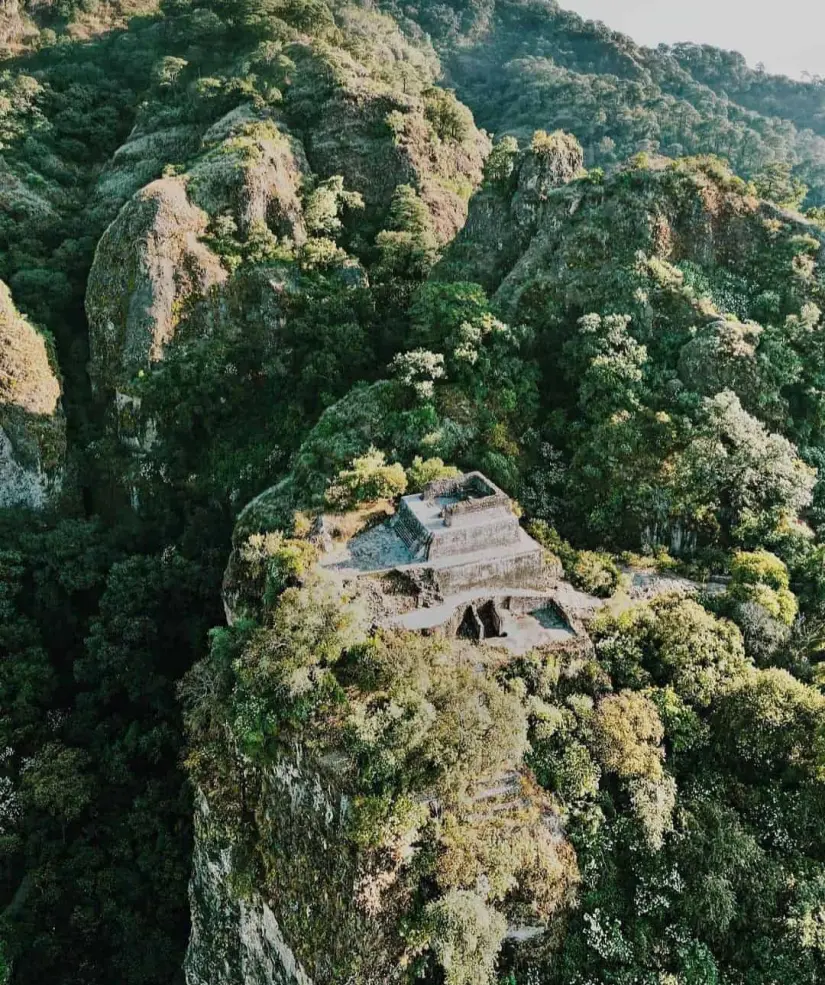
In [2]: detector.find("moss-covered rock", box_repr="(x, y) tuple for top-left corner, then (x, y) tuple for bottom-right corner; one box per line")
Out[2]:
(86, 175), (228, 395)
(435, 131), (584, 290)
(285, 33), (490, 243)
(189, 117), (310, 242)
(0, 280), (65, 507)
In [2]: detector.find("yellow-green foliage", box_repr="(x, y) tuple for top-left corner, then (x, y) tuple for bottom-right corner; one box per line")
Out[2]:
(436, 805), (579, 921)
(594, 595), (749, 707)
(325, 447), (408, 509)
(728, 550), (798, 625)
(526, 521), (620, 597)
(712, 668), (825, 779)
(530, 128), (577, 159)
(730, 550), (790, 590)
(592, 691), (665, 781)
(571, 550), (621, 598)
(423, 890), (507, 985)
(406, 455), (461, 492)
(239, 531), (319, 609)
(343, 632), (529, 803)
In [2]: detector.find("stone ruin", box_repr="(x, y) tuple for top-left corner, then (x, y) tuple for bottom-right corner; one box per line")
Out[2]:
(393, 471), (543, 592)
(321, 471), (585, 653)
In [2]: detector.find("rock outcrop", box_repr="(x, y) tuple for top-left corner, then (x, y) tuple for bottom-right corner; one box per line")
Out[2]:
(435, 130), (584, 290)
(188, 118), (309, 243)
(0, 280), (65, 508)
(184, 466), (587, 985)
(86, 176), (228, 396)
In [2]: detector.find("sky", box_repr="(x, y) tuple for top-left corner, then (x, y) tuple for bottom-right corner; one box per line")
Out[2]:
(564, 0), (825, 78)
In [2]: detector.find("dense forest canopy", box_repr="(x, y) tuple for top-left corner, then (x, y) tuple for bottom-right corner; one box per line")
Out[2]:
(2, 1), (825, 984)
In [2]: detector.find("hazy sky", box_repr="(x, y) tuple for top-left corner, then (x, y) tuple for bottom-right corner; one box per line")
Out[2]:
(564, 0), (825, 78)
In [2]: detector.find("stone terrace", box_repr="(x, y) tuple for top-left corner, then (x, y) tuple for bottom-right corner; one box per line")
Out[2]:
(317, 471), (588, 652)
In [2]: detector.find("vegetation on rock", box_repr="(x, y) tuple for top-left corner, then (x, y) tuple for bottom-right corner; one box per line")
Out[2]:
(4, 2), (825, 985)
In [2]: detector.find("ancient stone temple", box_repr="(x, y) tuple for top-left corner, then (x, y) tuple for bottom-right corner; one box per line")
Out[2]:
(394, 471), (544, 594)
(321, 471), (582, 652)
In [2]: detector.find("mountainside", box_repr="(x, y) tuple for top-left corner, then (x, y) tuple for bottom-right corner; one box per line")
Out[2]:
(395, 0), (825, 204)
(3, 3), (825, 985)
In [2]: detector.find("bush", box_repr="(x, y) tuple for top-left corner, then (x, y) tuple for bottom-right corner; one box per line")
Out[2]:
(730, 550), (790, 590)
(325, 447), (408, 510)
(423, 87), (474, 143)
(484, 135), (519, 184)
(571, 551), (621, 598)
(526, 521), (620, 596)
(424, 890), (506, 985)
(734, 600), (791, 666)
(262, 538), (319, 606)
(728, 550), (798, 626)
(592, 691), (664, 781)
(406, 456), (461, 492)
(525, 520), (577, 568)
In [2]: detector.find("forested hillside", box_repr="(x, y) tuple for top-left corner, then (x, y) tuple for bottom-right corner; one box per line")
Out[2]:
(2, 2), (825, 984)
(387, 0), (825, 204)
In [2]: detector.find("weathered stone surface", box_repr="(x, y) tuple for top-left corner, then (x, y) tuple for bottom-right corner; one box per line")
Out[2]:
(0, 280), (65, 508)
(0, 0), (36, 50)
(186, 749), (410, 985)
(189, 118), (310, 242)
(185, 793), (314, 985)
(86, 176), (228, 394)
(94, 123), (202, 214)
(302, 70), (489, 243)
(435, 134), (583, 290)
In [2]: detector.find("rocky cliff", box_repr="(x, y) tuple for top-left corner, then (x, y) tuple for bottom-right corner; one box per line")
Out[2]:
(83, 8), (489, 468)
(0, 280), (65, 508)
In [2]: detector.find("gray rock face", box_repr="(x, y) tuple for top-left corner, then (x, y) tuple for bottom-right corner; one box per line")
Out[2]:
(435, 132), (584, 291)
(86, 176), (228, 395)
(185, 793), (313, 985)
(512, 132), (584, 224)
(0, 280), (65, 508)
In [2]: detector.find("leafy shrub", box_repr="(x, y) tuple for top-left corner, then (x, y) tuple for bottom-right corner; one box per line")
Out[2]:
(424, 890), (507, 985)
(733, 600), (791, 666)
(594, 596), (749, 707)
(406, 455), (461, 492)
(527, 521), (620, 596)
(728, 550), (798, 626)
(262, 538), (318, 606)
(729, 550), (790, 590)
(571, 551), (621, 597)
(592, 691), (664, 781)
(324, 447), (408, 510)
(525, 520), (577, 568)
(483, 135), (519, 184)
(423, 87), (474, 143)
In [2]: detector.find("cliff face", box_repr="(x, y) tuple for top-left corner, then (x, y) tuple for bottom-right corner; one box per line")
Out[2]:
(0, 280), (65, 508)
(186, 791), (314, 985)
(83, 10), (489, 464)
(86, 175), (228, 397)
(185, 747), (410, 985)
(182, 455), (589, 985)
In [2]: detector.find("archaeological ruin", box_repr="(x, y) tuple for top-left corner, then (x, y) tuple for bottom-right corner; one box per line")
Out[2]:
(321, 471), (583, 652)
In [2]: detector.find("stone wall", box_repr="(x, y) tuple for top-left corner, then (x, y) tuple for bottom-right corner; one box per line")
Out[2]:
(394, 497), (431, 556)
(435, 546), (543, 595)
(442, 491), (511, 525)
(428, 510), (521, 559)
(421, 470), (501, 503)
